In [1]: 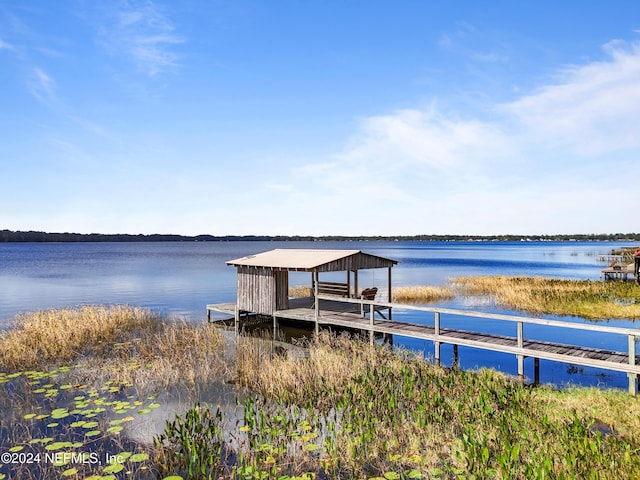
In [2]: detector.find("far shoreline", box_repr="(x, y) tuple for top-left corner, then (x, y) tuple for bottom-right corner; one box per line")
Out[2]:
(2, 229), (640, 243)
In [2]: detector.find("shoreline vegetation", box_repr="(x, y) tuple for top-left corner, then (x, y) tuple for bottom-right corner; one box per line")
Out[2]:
(1, 307), (640, 479)
(291, 277), (640, 320)
(2, 229), (640, 243)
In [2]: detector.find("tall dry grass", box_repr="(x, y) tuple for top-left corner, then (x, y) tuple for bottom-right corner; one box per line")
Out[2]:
(0, 305), (160, 371)
(236, 331), (445, 410)
(288, 285), (312, 298)
(0, 305), (228, 392)
(392, 285), (455, 303)
(453, 275), (640, 319)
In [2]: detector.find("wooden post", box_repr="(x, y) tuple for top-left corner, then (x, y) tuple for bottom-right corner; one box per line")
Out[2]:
(630, 337), (637, 396)
(388, 266), (393, 321)
(534, 357), (540, 385)
(369, 302), (375, 346)
(354, 270), (359, 300)
(273, 315), (277, 340)
(234, 305), (239, 338)
(517, 321), (524, 383)
(314, 270), (319, 335)
(453, 344), (459, 369)
(434, 312), (441, 365)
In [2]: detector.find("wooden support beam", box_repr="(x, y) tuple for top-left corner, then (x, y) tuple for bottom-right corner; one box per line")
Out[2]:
(453, 344), (459, 369)
(314, 270), (319, 335)
(234, 305), (239, 338)
(517, 321), (524, 382)
(629, 335), (637, 396)
(369, 303), (375, 346)
(434, 311), (441, 366)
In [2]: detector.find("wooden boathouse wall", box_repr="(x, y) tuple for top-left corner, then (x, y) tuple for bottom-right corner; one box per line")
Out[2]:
(237, 266), (289, 315)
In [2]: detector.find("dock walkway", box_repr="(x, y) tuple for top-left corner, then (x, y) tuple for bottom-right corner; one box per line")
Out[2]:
(207, 295), (640, 395)
(600, 262), (636, 281)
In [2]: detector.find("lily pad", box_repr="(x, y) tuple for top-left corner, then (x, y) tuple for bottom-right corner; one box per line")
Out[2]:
(128, 453), (149, 463)
(51, 408), (70, 419)
(45, 441), (73, 451)
(103, 463), (125, 474)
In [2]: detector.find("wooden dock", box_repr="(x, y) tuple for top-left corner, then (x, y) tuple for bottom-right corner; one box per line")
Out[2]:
(208, 295), (640, 395)
(600, 263), (636, 281)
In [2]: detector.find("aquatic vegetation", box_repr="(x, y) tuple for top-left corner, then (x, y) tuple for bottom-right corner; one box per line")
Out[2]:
(0, 364), (159, 479)
(0, 306), (227, 392)
(453, 276), (640, 319)
(4, 306), (640, 478)
(154, 332), (640, 479)
(0, 306), (228, 479)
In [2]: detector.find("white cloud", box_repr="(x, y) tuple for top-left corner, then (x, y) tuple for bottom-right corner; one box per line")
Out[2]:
(0, 38), (15, 51)
(499, 41), (640, 155)
(98, 0), (184, 77)
(29, 67), (56, 104)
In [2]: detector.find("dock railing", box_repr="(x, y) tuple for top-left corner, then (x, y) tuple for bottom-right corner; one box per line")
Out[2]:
(315, 294), (640, 395)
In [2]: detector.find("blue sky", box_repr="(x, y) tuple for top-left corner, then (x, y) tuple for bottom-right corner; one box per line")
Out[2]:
(1, 1), (639, 236)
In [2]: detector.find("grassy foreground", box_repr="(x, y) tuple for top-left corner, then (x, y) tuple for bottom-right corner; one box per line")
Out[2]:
(154, 333), (640, 479)
(3, 306), (640, 479)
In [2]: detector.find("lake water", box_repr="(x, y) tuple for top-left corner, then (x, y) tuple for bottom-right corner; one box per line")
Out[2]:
(1, 240), (637, 390)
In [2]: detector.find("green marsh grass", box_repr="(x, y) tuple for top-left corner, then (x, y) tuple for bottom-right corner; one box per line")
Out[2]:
(155, 332), (640, 479)
(5, 305), (640, 479)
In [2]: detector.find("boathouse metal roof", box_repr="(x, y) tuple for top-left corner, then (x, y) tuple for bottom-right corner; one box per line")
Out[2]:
(226, 249), (397, 272)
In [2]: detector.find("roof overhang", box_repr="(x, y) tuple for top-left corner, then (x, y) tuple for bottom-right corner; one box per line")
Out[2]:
(226, 248), (397, 272)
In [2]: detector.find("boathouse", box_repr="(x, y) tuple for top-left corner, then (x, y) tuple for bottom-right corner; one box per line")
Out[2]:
(208, 248), (640, 395)
(225, 249), (398, 316)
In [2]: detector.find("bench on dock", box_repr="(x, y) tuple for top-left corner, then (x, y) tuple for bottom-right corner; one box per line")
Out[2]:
(316, 281), (350, 297)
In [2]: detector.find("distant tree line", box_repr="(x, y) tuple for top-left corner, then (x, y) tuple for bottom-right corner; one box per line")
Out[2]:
(1, 229), (639, 243)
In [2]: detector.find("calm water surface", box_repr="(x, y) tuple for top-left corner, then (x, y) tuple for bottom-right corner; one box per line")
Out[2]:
(0, 240), (637, 390)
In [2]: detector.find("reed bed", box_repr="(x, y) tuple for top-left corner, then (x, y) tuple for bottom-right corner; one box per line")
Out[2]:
(0, 305), (227, 391)
(0, 305), (160, 371)
(155, 332), (640, 479)
(392, 285), (455, 303)
(288, 285), (312, 298)
(453, 275), (640, 319)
